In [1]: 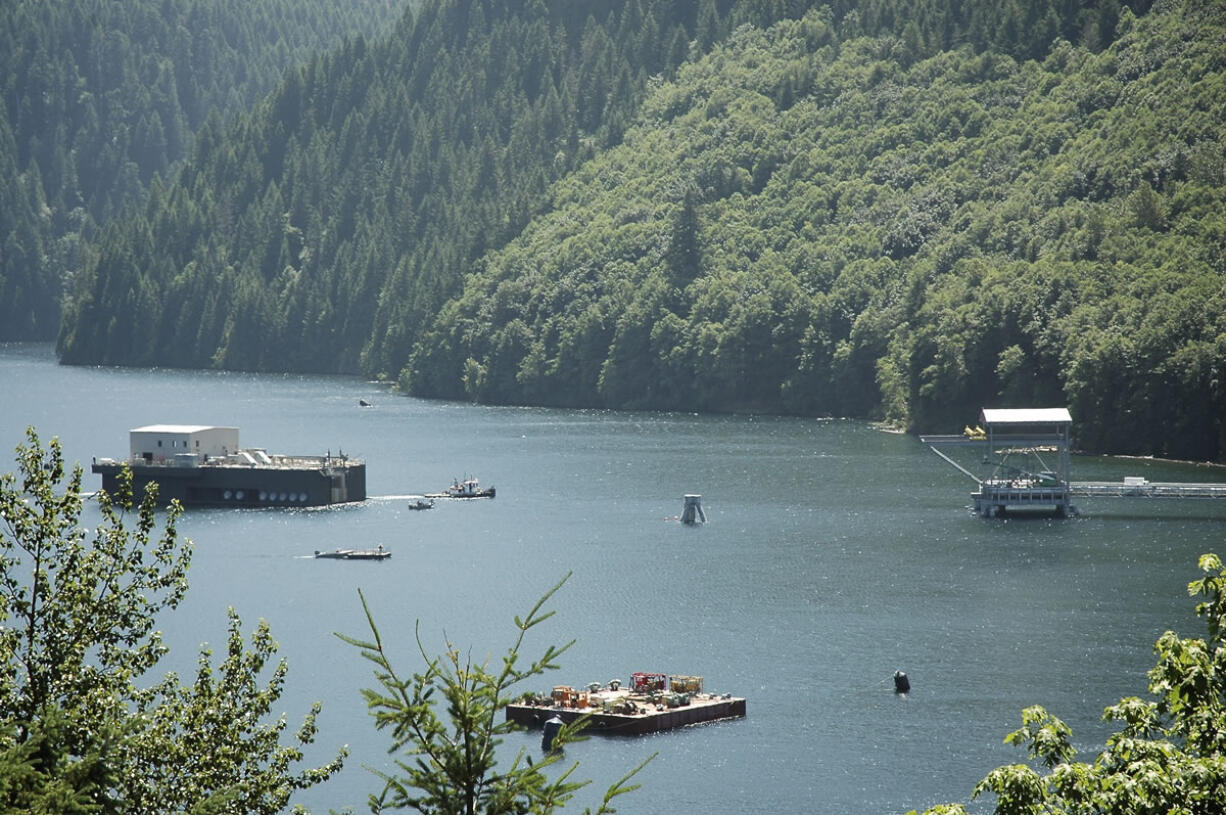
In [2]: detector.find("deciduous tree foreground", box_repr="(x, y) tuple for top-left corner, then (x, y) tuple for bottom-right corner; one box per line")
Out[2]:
(0, 429), (344, 813)
(338, 577), (653, 814)
(913, 552), (1226, 815)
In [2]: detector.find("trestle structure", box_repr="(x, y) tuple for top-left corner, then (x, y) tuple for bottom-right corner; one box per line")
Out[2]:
(921, 408), (1075, 517)
(921, 407), (1226, 517)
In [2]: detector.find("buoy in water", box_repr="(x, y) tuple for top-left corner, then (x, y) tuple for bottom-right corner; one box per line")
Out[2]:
(893, 670), (910, 694)
(542, 716), (564, 752)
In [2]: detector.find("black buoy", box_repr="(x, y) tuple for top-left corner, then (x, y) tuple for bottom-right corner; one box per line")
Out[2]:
(541, 716), (564, 752)
(893, 670), (910, 694)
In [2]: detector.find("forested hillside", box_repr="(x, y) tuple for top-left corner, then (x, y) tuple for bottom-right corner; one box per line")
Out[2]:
(55, 0), (1136, 373)
(0, 0), (403, 340)
(55, 0), (731, 375)
(408, 0), (1226, 460)
(54, 0), (1224, 461)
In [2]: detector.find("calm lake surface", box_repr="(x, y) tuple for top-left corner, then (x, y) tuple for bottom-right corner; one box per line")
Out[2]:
(4, 342), (1226, 814)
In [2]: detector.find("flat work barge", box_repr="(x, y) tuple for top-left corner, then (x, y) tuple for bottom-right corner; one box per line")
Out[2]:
(506, 673), (745, 736)
(315, 546), (389, 560)
(92, 425), (365, 508)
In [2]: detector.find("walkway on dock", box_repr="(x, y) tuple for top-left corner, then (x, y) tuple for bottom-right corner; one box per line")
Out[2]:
(1070, 481), (1226, 499)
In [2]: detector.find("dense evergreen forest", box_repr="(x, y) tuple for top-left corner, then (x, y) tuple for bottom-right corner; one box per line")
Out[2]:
(408, 0), (1226, 461)
(47, 0), (1226, 460)
(0, 0), (404, 340)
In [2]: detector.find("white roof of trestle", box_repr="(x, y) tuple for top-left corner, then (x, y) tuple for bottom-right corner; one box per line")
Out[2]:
(980, 408), (1072, 426)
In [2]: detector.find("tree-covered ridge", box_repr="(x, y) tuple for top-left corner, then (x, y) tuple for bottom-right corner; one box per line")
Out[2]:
(57, 0), (714, 375)
(0, 0), (403, 341)
(51, 0), (1196, 455)
(54, 0), (1138, 371)
(405, 0), (1226, 460)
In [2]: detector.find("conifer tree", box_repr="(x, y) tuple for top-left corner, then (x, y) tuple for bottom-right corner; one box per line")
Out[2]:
(339, 574), (653, 814)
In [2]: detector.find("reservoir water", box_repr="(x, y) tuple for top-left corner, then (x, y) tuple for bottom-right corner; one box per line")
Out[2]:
(3, 342), (1225, 814)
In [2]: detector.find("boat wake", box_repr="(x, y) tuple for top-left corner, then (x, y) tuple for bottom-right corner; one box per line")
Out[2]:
(366, 493), (433, 502)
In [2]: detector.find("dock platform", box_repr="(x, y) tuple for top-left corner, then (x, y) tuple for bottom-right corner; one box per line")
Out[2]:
(507, 676), (745, 736)
(1071, 481), (1226, 499)
(965, 479), (1226, 517)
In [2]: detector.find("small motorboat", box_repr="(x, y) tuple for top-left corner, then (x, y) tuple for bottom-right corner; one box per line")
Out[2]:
(314, 545), (390, 560)
(408, 498), (434, 510)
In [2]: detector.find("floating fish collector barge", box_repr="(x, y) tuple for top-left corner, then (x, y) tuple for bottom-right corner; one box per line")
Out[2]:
(92, 425), (366, 508)
(506, 673), (745, 736)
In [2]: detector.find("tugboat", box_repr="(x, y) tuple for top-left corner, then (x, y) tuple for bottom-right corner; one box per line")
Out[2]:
(427, 476), (495, 499)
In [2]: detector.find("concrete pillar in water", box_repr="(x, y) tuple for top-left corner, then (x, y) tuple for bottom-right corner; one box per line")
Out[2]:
(681, 494), (706, 525)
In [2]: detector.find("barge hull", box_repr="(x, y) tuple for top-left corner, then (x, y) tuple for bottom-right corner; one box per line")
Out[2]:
(506, 696), (745, 736)
(91, 460), (366, 508)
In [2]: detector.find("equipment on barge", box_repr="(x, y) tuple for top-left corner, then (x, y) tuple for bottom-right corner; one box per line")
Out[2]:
(91, 425), (366, 508)
(506, 673), (745, 736)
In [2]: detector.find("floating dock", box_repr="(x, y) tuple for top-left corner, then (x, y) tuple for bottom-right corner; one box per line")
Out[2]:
(506, 673), (745, 736)
(1070, 480), (1226, 500)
